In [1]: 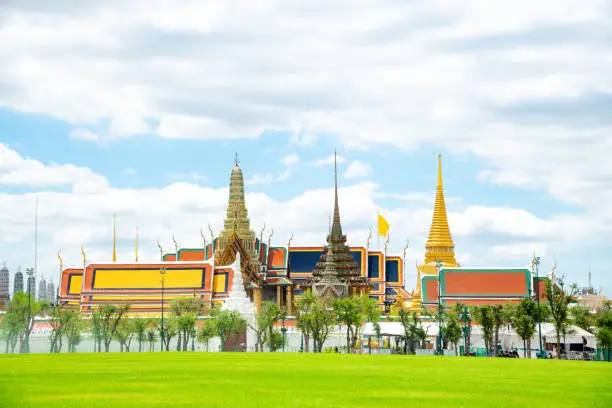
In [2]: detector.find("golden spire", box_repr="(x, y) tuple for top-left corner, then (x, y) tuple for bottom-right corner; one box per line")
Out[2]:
(57, 250), (63, 270)
(424, 154), (456, 265)
(112, 213), (117, 262)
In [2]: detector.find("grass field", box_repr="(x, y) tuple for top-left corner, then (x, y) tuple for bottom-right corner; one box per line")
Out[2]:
(0, 353), (610, 408)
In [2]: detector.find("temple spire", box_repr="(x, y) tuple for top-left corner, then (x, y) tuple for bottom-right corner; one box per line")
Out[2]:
(424, 154), (456, 264)
(331, 151), (342, 236)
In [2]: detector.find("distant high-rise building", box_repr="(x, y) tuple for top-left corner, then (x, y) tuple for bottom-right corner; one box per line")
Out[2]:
(13, 267), (24, 295)
(47, 281), (56, 304)
(38, 277), (47, 302)
(0, 263), (9, 308)
(26, 268), (36, 298)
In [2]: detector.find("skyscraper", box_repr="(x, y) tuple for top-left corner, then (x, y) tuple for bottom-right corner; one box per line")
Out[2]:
(26, 268), (36, 298)
(47, 281), (56, 304)
(0, 263), (9, 307)
(13, 267), (24, 294)
(38, 276), (47, 302)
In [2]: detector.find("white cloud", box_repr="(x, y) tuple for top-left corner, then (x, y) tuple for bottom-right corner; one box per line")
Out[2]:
(311, 154), (347, 167)
(0, 1), (610, 220)
(69, 128), (99, 141)
(344, 160), (373, 179)
(0, 143), (109, 191)
(281, 154), (299, 166)
(246, 169), (291, 185)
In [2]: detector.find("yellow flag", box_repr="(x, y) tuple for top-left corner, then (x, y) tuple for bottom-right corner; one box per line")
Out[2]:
(377, 213), (390, 237)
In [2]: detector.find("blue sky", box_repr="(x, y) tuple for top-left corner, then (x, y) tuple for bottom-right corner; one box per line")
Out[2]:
(0, 1), (611, 297)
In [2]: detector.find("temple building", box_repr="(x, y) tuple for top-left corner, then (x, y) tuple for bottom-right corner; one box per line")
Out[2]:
(304, 153), (370, 299)
(408, 155), (546, 310)
(59, 154), (410, 315)
(58, 153), (549, 317)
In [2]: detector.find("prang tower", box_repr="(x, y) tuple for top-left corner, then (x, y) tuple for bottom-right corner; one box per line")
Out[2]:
(307, 152), (370, 298)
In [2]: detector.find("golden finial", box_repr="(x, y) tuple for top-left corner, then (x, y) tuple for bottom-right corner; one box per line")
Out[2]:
(81, 245), (87, 267)
(268, 229), (274, 248)
(415, 260), (422, 294)
(260, 223), (266, 248)
(402, 239), (409, 262)
(57, 250), (63, 270)
(366, 228), (372, 250)
(135, 225), (139, 262)
(208, 224), (214, 244)
(172, 234), (179, 255)
(287, 232), (294, 248)
(157, 240), (163, 261)
(112, 213), (117, 262)
(234, 152), (240, 167)
(200, 227), (207, 254)
(384, 234), (390, 255)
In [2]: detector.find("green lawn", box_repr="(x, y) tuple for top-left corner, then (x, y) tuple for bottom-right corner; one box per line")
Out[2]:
(0, 353), (610, 408)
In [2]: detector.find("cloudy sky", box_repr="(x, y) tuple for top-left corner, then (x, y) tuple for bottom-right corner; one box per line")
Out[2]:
(1, 1), (611, 295)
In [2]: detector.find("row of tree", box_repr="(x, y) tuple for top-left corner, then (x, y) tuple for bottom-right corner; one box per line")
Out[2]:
(1, 277), (611, 357)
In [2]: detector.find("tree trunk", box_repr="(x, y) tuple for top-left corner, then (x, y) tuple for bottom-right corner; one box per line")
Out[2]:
(346, 325), (351, 354)
(556, 328), (562, 359)
(494, 328), (499, 357)
(304, 333), (310, 353)
(105, 341), (111, 352)
(523, 340), (527, 358)
(176, 332), (182, 351)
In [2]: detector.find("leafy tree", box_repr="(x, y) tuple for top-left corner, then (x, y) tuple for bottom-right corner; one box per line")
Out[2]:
(296, 290), (316, 352)
(4, 291), (48, 353)
(196, 319), (216, 352)
(145, 324), (158, 352)
(133, 318), (151, 352)
(0, 311), (20, 354)
(249, 301), (278, 352)
(210, 308), (247, 351)
(170, 297), (206, 351)
(398, 309), (426, 354)
(513, 298), (538, 358)
(114, 319), (136, 352)
(545, 277), (577, 357)
(491, 304), (514, 356)
(93, 304), (130, 352)
(571, 305), (595, 332)
(333, 296), (363, 353)
(308, 296), (336, 353)
(161, 317), (178, 351)
(594, 301), (611, 361)
(359, 294), (381, 354)
(63, 309), (85, 352)
(48, 307), (64, 353)
(267, 329), (285, 352)
(474, 306), (494, 353)
(444, 313), (463, 355)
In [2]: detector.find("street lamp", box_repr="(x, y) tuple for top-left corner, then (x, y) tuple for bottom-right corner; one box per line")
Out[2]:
(533, 255), (544, 358)
(160, 267), (166, 352)
(436, 259), (444, 356)
(460, 306), (471, 355)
